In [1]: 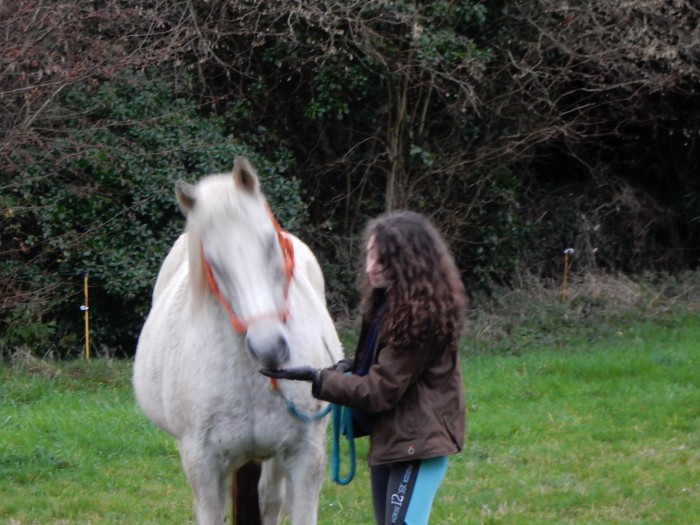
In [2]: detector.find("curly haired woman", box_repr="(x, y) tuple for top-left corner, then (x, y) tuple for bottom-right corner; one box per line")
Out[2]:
(261, 210), (467, 525)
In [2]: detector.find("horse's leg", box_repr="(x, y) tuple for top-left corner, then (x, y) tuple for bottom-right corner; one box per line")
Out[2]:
(259, 457), (286, 525)
(179, 440), (228, 525)
(232, 461), (262, 525)
(285, 437), (326, 525)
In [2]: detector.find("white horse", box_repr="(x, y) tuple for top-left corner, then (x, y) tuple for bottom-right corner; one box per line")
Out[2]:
(133, 157), (342, 525)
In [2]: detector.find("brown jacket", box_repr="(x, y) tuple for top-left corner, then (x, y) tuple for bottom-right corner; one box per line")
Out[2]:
(313, 322), (466, 465)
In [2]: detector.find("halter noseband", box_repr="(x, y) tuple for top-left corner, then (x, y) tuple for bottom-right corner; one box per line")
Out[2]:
(202, 208), (295, 335)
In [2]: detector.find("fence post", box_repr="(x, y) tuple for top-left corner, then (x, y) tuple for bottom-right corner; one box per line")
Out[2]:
(562, 248), (574, 302)
(81, 272), (90, 360)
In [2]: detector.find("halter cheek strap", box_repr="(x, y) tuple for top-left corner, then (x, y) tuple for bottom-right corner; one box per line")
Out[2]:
(277, 229), (295, 305)
(202, 256), (248, 334)
(202, 211), (295, 336)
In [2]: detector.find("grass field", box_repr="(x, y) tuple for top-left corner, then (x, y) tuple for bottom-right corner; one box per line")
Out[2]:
(1, 312), (698, 524)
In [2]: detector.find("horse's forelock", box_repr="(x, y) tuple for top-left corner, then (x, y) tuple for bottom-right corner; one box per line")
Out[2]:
(184, 174), (267, 306)
(184, 176), (234, 304)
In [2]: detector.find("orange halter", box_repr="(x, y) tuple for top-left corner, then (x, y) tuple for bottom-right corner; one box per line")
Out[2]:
(202, 207), (295, 335)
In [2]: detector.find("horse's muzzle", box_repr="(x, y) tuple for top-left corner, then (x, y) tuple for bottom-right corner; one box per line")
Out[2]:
(245, 326), (290, 370)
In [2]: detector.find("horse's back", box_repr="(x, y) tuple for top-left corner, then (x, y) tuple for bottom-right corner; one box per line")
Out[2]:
(152, 233), (188, 301)
(133, 235), (191, 434)
(288, 234), (343, 364)
(289, 235), (326, 299)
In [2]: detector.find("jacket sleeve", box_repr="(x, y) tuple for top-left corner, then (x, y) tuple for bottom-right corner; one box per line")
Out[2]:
(313, 341), (435, 413)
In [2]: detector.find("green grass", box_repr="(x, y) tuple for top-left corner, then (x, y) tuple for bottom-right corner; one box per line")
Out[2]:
(1, 313), (698, 524)
(458, 314), (700, 524)
(0, 359), (189, 524)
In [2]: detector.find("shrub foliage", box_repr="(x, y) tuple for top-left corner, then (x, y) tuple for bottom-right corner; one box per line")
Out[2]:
(1, 73), (303, 357)
(1, 0), (698, 356)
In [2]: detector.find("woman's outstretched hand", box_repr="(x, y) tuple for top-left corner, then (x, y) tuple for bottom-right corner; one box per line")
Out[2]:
(259, 366), (318, 382)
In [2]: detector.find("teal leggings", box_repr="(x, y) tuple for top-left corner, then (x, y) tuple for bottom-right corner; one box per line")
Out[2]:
(370, 456), (449, 525)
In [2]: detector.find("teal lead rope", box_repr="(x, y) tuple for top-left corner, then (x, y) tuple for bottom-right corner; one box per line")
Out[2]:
(280, 395), (355, 485)
(330, 403), (356, 485)
(283, 397), (332, 423)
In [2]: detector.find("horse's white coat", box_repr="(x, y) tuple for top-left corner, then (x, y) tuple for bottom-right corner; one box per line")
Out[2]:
(133, 159), (342, 525)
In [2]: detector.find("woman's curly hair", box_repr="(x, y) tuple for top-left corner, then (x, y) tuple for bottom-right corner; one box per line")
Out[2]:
(360, 210), (466, 351)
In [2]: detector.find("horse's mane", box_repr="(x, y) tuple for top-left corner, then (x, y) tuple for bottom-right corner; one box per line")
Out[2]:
(186, 223), (209, 308)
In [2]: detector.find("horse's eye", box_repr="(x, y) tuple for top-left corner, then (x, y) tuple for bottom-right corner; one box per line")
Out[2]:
(207, 258), (225, 281)
(265, 234), (273, 256)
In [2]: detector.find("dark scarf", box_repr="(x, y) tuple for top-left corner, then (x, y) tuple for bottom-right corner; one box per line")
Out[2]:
(351, 297), (386, 437)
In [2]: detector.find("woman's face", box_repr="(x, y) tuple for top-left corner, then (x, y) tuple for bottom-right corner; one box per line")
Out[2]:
(365, 235), (390, 289)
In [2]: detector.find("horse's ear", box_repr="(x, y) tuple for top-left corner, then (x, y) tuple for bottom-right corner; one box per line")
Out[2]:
(176, 181), (196, 216)
(233, 157), (259, 194)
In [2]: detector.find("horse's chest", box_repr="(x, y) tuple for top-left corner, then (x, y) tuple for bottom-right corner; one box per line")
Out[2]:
(194, 382), (306, 457)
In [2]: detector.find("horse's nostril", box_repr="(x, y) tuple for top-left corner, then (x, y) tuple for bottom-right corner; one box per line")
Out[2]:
(278, 335), (290, 362)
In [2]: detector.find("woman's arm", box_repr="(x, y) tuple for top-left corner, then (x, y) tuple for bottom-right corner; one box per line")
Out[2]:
(313, 341), (435, 412)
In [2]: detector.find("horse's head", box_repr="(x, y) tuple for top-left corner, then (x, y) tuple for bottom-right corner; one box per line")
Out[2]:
(176, 157), (292, 369)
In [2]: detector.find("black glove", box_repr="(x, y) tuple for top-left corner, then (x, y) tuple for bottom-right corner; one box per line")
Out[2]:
(327, 358), (352, 373)
(259, 366), (319, 382)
